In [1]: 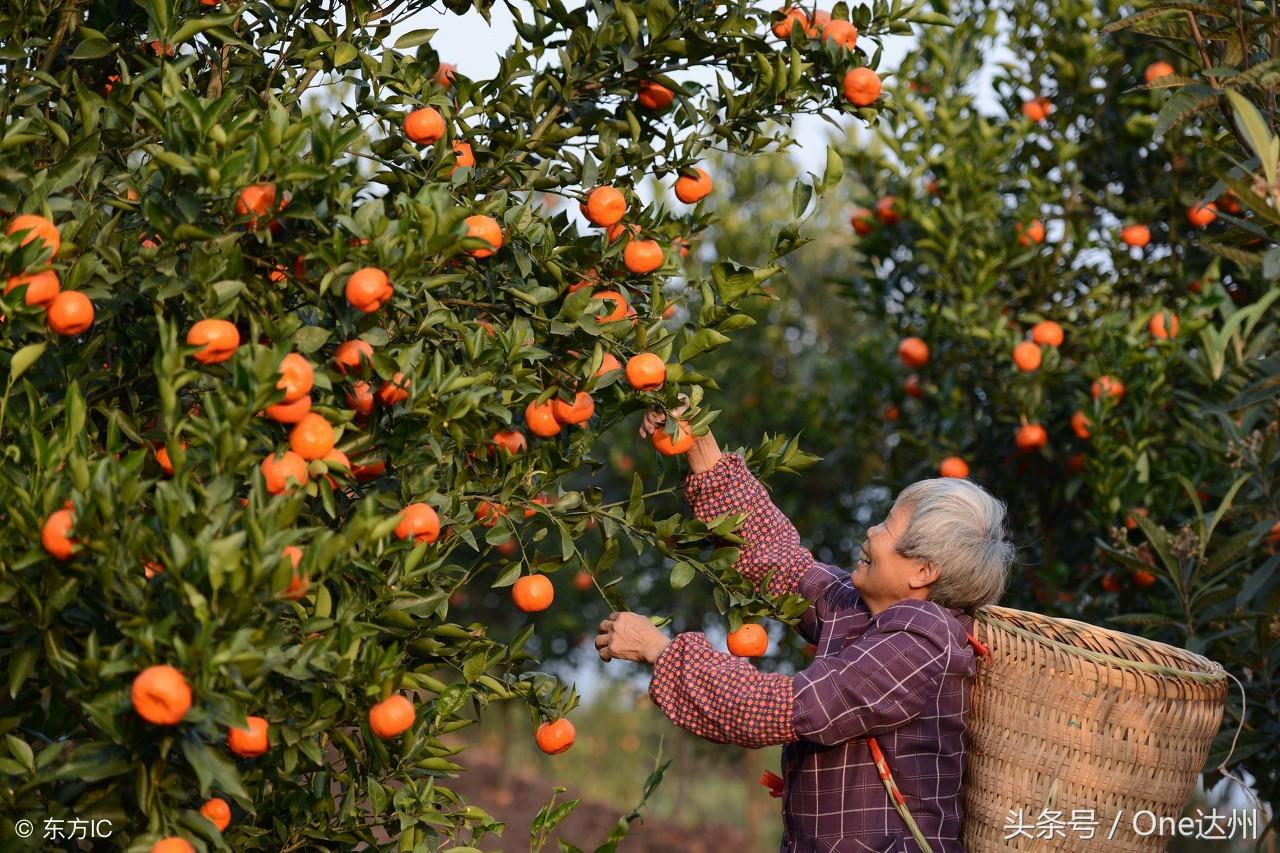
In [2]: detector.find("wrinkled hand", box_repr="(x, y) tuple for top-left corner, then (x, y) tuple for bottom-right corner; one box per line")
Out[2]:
(596, 612), (671, 665)
(638, 393), (690, 440)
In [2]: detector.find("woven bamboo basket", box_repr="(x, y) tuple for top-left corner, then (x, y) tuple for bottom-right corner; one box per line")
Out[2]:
(962, 605), (1228, 852)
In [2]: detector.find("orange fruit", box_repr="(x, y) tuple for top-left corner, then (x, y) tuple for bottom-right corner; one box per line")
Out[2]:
(674, 168), (713, 204)
(1066, 451), (1087, 474)
(200, 798), (231, 832)
(346, 267), (393, 313)
(131, 664), (192, 725)
(1016, 219), (1045, 246)
(626, 353), (666, 390)
(1015, 423), (1048, 451)
(636, 81), (674, 110)
(1012, 341), (1042, 372)
(842, 67), (881, 107)
(583, 186), (627, 226)
(1124, 507), (1149, 530)
(377, 372), (411, 406)
(227, 716), (269, 757)
(1071, 410), (1091, 440)
(523, 492), (554, 518)
(7, 213), (61, 261)
(334, 339), (374, 374)
(1030, 320), (1063, 347)
(321, 447), (350, 484)
(593, 352), (623, 377)
(235, 183), (276, 221)
(464, 214), (503, 258)
(434, 62), (457, 87)
(404, 107), (446, 145)
(1121, 224), (1150, 248)
(535, 718), (575, 754)
(850, 207), (875, 235)
(512, 574), (554, 612)
(5, 269), (60, 307)
(898, 336), (928, 368)
(490, 429), (527, 456)
(277, 353), (314, 403)
(346, 381), (375, 417)
(280, 546), (309, 600)
(623, 239), (664, 274)
(1101, 572), (1122, 592)
(143, 559), (164, 580)
(552, 391), (594, 425)
(261, 450), (309, 494)
(1268, 519), (1280, 545)
(821, 19), (857, 49)
(188, 319), (240, 364)
(525, 399), (563, 437)
(47, 291), (94, 335)
(475, 500), (509, 528)
(1091, 375), (1125, 401)
(1148, 310), (1179, 339)
(874, 195), (900, 225)
(606, 221), (639, 243)
(369, 694), (415, 738)
(1218, 190), (1242, 214)
(652, 419), (695, 455)
(772, 7), (808, 38)
(150, 838), (195, 853)
(1133, 569), (1156, 588)
(289, 413), (335, 460)
(572, 570), (593, 591)
(1186, 202), (1216, 228)
(395, 503), (441, 543)
(42, 508), (75, 560)
(1021, 97), (1052, 122)
(154, 440), (186, 476)
(727, 624), (768, 657)
(451, 140), (475, 173)
(351, 455), (386, 481)
(804, 9), (831, 36)
(939, 457), (969, 478)
(1144, 61), (1174, 83)
(265, 394), (312, 424)
(903, 374), (924, 398)
(590, 290), (634, 324)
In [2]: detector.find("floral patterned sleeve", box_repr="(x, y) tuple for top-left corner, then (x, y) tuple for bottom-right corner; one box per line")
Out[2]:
(682, 452), (816, 598)
(648, 632), (797, 748)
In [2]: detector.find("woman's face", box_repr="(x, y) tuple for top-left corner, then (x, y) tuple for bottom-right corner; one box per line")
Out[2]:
(851, 502), (923, 605)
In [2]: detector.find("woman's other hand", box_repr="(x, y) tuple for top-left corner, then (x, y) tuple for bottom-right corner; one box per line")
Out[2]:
(596, 612), (671, 665)
(638, 393), (690, 440)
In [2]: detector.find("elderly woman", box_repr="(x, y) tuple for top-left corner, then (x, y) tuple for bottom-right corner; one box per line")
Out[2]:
(596, 416), (1013, 853)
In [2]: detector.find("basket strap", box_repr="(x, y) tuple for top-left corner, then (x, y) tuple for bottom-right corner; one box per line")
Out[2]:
(868, 736), (936, 853)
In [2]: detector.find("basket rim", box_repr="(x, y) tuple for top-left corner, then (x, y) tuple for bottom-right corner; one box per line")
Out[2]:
(974, 604), (1227, 683)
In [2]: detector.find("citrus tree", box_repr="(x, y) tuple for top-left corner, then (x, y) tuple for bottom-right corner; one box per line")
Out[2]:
(0, 0), (952, 848)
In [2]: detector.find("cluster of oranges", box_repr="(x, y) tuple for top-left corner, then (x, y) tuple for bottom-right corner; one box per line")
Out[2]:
(770, 6), (882, 106)
(129, 664), (417, 851)
(4, 213), (94, 335)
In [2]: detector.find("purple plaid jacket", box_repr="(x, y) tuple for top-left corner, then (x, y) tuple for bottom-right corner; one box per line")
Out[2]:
(649, 452), (977, 853)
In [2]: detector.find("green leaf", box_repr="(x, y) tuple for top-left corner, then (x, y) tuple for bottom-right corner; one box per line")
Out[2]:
(9, 343), (45, 381)
(394, 29), (437, 49)
(669, 562), (695, 589)
(7, 646), (37, 697)
(69, 38), (115, 60)
(1225, 90), (1278, 187)
(678, 328), (732, 361)
(181, 734), (249, 800)
(293, 325), (331, 354)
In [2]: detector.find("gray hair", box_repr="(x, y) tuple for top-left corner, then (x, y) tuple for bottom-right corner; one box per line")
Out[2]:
(890, 478), (1014, 611)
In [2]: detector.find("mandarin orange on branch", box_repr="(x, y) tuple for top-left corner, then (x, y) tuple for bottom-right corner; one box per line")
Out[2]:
(200, 798), (231, 832)
(674, 167), (713, 204)
(46, 291), (94, 335)
(652, 419), (695, 455)
(464, 214), (503, 258)
(7, 213), (61, 261)
(727, 624), (768, 657)
(227, 716), (269, 757)
(395, 503), (441, 543)
(535, 718), (575, 754)
(583, 186), (627, 226)
(131, 665), (192, 725)
(334, 339), (374, 374)
(842, 67), (881, 106)
(369, 695), (415, 738)
(525, 398), (563, 437)
(403, 107), (446, 144)
(512, 574), (554, 612)
(625, 353), (666, 390)
(345, 267), (393, 313)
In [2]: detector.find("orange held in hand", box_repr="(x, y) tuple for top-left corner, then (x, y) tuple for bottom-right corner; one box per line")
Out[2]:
(227, 716), (269, 757)
(652, 419), (695, 456)
(512, 574), (554, 612)
(728, 624), (768, 657)
(262, 450), (309, 494)
(939, 457), (969, 478)
(898, 336), (929, 368)
(464, 214), (503, 258)
(1012, 341), (1041, 373)
(536, 718), (575, 754)
(47, 291), (94, 335)
(7, 213), (61, 261)
(583, 186), (627, 226)
(1030, 320), (1063, 347)
(403, 107), (445, 144)
(525, 398), (563, 437)
(674, 167), (713, 204)
(42, 507), (76, 560)
(395, 503), (441, 543)
(842, 67), (881, 107)
(626, 353), (666, 390)
(200, 797), (231, 832)
(188, 319), (240, 364)
(369, 694), (415, 738)
(131, 664), (193, 725)
(346, 267), (393, 313)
